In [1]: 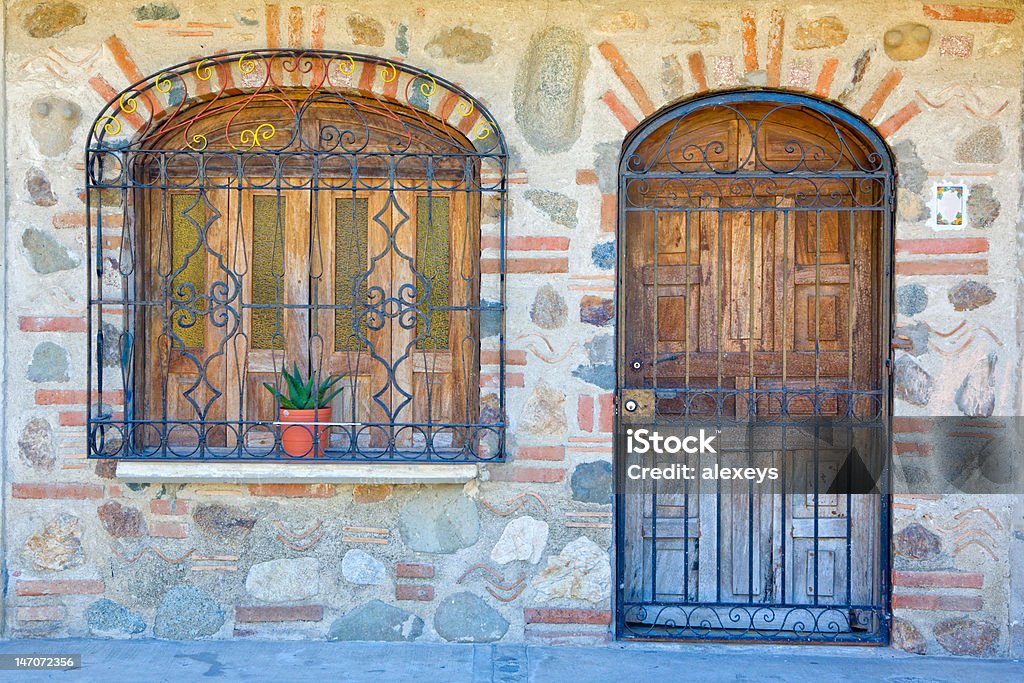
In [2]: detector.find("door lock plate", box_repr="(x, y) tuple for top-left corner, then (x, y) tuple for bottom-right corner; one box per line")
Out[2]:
(619, 389), (655, 422)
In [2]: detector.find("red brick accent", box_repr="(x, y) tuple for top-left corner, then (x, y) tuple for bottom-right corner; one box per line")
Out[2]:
(600, 90), (639, 130)
(815, 58), (840, 97)
(578, 395), (595, 432)
(482, 236), (571, 252)
(395, 563), (435, 579)
(149, 521), (188, 539)
(860, 69), (903, 121)
(150, 499), (189, 515)
(88, 76), (146, 130)
(508, 236), (571, 251)
(893, 441), (931, 456)
(52, 212), (86, 229)
(247, 484), (335, 498)
(524, 608), (612, 625)
(598, 393), (615, 433)
(896, 238), (988, 255)
(893, 571), (984, 589)
(106, 36), (163, 118)
(892, 594), (982, 611)
(481, 373), (525, 388)
(20, 316), (87, 333)
(310, 6), (326, 49)
(576, 170), (599, 185)
(481, 350), (527, 366)
(36, 390), (124, 406)
(687, 52), (708, 92)
(12, 483), (104, 500)
(265, 4), (281, 47)
(489, 466), (565, 483)
(482, 258), (569, 274)
(923, 4), (1015, 24)
(59, 411), (86, 427)
(600, 194), (616, 233)
(598, 42), (654, 116)
(396, 585), (434, 601)
(741, 11), (758, 72)
(17, 580), (104, 596)
(896, 259), (987, 276)
(235, 605), (324, 623)
(893, 417), (930, 433)
(516, 446), (565, 462)
(765, 10), (785, 87)
(878, 101), (922, 138)
(17, 606), (66, 622)
(352, 484), (393, 504)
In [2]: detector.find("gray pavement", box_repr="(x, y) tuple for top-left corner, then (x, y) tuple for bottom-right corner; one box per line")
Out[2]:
(0, 638), (1020, 682)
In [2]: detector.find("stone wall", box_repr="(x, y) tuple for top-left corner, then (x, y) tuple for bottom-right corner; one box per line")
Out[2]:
(3, 0), (1023, 656)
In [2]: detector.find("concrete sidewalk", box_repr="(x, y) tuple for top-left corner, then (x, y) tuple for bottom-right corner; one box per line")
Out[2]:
(0, 639), (1020, 682)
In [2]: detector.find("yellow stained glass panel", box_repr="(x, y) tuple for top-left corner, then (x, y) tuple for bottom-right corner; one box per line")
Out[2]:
(416, 196), (450, 350)
(251, 194), (285, 350)
(170, 194), (206, 349)
(335, 198), (369, 351)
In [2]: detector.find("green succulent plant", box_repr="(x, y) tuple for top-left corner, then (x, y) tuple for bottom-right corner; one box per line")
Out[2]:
(263, 363), (344, 410)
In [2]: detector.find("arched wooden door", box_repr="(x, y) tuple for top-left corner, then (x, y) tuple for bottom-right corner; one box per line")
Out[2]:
(616, 92), (893, 643)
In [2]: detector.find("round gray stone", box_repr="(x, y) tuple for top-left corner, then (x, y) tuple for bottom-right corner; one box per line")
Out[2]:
(525, 190), (578, 229)
(530, 285), (568, 330)
(896, 284), (928, 316)
(571, 460), (613, 504)
(245, 558), (320, 602)
(591, 242), (615, 270)
(425, 26), (493, 64)
(434, 592), (509, 643)
(25, 168), (56, 206)
(18, 417), (55, 470)
(572, 363), (614, 390)
(27, 342), (70, 383)
(967, 185), (999, 228)
(954, 126), (1005, 164)
(513, 27), (589, 153)
(342, 549), (387, 585)
(29, 97), (81, 157)
(893, 356), (932, 406)
(86, 599), (146, 635)
(893, 141), (927, 194)
(21, 229), (77, 274)
(133, 3), (180, 21)
(154, 586), (224, 639)
(328, 600), (423, 641)
(399, 486), (479, 553)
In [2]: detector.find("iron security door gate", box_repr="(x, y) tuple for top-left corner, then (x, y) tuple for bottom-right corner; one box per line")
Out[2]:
(615, 92), (893, 643)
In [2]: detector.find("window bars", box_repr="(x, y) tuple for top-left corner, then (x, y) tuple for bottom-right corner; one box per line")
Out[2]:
(86, 50), (507, 462)
(616, 91), (894, 643)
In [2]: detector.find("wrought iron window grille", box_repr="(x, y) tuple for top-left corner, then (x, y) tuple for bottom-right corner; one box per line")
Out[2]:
(86, 50), (507, 462)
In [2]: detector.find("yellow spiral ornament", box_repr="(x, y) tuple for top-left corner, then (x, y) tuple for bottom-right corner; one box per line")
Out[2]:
(238, 52), (257, 75)
(234, 123), (276, 151)
(195, 59), (214, 81)
(472, 121), (491, 141)
(418, 74), (437, 98)
(119, 93), (138, 114)
(155, 72), (174, 93)
(456, 99), (474, 117)
(95, 116), (121, 136)
(336, 54), (356, 76)
(379, 61), (398, 83)
(187, 133), (209, 151)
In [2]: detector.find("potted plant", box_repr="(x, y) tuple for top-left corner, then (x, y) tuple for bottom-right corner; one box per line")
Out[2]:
(263, 363), (344, 458)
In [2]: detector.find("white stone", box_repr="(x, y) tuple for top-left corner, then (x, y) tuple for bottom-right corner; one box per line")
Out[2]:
(490, 516), (549, 565)
(342, 549), (387, 585)
(531, 536), (611, 604)
(245, 558), (320, 602)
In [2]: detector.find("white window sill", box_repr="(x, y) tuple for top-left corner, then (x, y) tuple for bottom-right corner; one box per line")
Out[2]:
(115, 461), (479, 484)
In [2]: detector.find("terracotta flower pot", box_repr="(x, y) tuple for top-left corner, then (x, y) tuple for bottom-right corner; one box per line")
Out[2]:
(279, 407), (331, 458)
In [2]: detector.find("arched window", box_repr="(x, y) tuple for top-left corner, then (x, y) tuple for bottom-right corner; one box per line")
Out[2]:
(87, 51), (507, 462)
